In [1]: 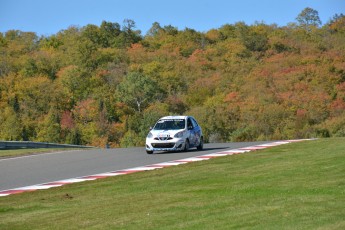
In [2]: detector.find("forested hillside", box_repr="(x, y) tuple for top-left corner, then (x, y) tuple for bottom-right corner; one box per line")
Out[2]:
(1, 8), (344, 147)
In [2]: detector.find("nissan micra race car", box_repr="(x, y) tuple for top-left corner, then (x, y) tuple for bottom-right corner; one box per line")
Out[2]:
(145, 116), (203, 154)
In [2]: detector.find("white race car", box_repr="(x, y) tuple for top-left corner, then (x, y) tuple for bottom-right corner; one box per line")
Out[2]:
(145, 116), (203, 154)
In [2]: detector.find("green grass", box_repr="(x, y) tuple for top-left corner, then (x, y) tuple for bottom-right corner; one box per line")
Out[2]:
(0, 148), (83, 158)
(1, 138), (344, 229)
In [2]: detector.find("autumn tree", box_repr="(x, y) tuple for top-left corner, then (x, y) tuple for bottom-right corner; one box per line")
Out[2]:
(1, 16), (345, 147)
(328, 14), (345, 33)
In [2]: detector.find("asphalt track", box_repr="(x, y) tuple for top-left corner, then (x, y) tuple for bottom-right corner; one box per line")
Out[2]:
(0, 142), (272, 192)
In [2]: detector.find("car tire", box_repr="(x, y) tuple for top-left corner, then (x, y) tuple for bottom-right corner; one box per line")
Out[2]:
(197, 137), (204, 150)
(183, 139), (189, 152)
(146, 150), (153, 154)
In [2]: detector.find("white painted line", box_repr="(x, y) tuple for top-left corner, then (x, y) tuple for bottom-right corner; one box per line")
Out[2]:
(91, 172), (126, 177)
(175, 157), (208, 162)
(273, 141), (290, 144)
(152, 162), (188, 166)
(15, 185), (61, 190)
(239, 147), (267, 150)
(125, 166), (160, 171)
(198, 153), (229, 157)
(55, 178), (96, 183)
(221, 149), (250, 153)
(257, 143), (281, 147)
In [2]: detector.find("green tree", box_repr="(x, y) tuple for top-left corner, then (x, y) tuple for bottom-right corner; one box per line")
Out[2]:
(121, 19), (142, 47)
(117, 72), (160, 113)
(55, 26), (81, 66)
(36, 107), (61, 143)
(163, 25), (178, 36)
(57, 65), (92, 107)
(0, 107), (22, 140)
(82, 24), (102, 46)
(241, 25), (268, 53)
(176, 28), (202, 57)
(100, 21), (121, 47)
(146, 22), (162, 37)
(296, 7), (322, 31)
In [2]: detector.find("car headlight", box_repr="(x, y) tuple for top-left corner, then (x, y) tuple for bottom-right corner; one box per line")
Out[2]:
(174, 131), (184, 138)
(147, 132), (153, 138)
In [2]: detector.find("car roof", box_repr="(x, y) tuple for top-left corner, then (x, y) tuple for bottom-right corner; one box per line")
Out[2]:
(159, 116), (189, 120)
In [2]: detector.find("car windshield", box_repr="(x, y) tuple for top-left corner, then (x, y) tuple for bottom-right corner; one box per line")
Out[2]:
(153, 119), (185, 130)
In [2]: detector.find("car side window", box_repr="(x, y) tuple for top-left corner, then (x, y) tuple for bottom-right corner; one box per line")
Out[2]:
(187, 118), (193, 130)
(191, 118), (199, 128)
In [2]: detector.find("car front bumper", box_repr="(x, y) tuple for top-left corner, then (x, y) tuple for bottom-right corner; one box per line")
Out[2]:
(146, 139), (185, 152)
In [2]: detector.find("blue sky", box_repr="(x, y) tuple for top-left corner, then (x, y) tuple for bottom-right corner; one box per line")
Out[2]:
(1, 0), (344, 36)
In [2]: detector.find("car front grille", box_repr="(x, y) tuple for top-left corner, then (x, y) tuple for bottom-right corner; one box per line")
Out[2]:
(154, 137), (173, 141)
(152, 143), (175, 148)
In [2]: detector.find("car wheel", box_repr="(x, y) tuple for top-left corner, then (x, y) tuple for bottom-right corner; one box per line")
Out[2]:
(197, 137), (204, 150)
(184, 139), (189, 152)
(146, 150), (153, 154)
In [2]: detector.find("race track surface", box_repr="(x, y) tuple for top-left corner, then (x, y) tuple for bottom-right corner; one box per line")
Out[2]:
(0, 142), (272, 192)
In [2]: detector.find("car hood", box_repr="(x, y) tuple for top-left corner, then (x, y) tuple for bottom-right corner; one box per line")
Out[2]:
(149, 129), (184, 138)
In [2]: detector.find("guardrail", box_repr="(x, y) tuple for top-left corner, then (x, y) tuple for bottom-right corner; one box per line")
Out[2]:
(0, 141), (94, 150)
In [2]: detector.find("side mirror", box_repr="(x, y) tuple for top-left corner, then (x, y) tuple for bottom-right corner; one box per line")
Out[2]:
(149, 127), (153, 130)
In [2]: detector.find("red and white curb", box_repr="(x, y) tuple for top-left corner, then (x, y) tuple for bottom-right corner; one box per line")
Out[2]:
(0, 139), (313, 197)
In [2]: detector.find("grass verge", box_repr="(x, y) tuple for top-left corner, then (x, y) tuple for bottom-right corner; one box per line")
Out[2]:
(0, 138), (344, 229)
